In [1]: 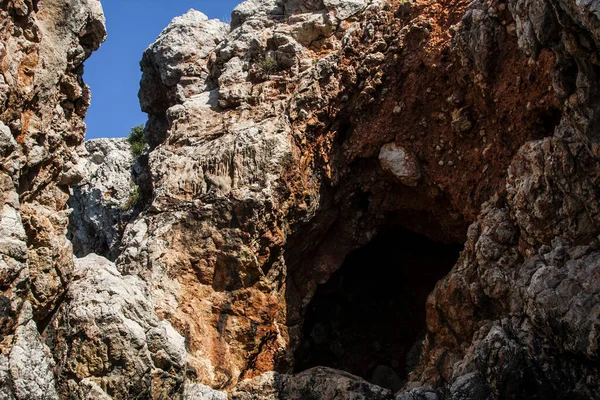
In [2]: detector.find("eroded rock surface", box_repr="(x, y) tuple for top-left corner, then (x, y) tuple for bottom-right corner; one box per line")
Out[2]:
(232, 367), (394, 400)
(0, 0), (105, 398)
(107, 0), (600, 397)
(46, 254), (188, 399)
(379, 143), (421, 187)
(4, 0), (600, 398)
(68, 138), (136, 260)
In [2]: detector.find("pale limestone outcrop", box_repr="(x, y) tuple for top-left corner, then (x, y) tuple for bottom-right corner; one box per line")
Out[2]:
(183, 383), (228, 400)
(68, 138), (135, 260)
(4, 0), (600, 398)
(46, 254), (188, 399)
(139, 10), (229, 147)
(231, 0), (284, 28)
(0, 0), (106, 398)
(121, 0), (396, 390)
(106, 0), (600, 397)
(3, 303), (59, 400)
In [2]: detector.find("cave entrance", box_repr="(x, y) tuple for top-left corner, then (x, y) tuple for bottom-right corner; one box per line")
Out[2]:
(293, 227), (462, 391)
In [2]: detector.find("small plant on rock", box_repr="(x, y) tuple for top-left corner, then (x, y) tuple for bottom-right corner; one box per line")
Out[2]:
(260, 54), (278, 76)
(127, 124), (146, 158)
(121, 183), (140, 211)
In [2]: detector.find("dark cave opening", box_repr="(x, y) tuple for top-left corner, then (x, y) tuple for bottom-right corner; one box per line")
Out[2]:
(293, 227), (462, 391)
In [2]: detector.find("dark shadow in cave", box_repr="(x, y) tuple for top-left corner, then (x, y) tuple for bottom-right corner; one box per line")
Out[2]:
(293, 227), (462, 391)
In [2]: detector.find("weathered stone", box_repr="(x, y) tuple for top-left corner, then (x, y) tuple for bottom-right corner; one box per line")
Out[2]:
(142, 10), (228, 88)
(183, 383), (228, 400)
(5, 0), (600, 398)
(118, 0), (600, 396)
(0, 0), (106, 396)
(0, 121), (16, 157)
(68, 138), (135, 260)
(46, 254), (187, 399)
(232, 367), (393, 400)
(8, 303), (58, 400)
(378, 143), (421, 186)
(231, 0), (283, 29)
(395, 388), (440, 400)
(324, 0), (368, 20)
(139, 9), (228, 141)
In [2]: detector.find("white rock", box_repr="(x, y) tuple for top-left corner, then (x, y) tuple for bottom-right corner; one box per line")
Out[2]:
(9, 303), (59, 400)
(69, 138), (134, 259)
(143, 10), (228, 88)
(0, 121), (16, 156)
(231, 0), (282, 28)
(46, 254), (188, 398)
(378, 143), (421, 186)
(184, 383), (228, 400)
(324, 0), (368, 20)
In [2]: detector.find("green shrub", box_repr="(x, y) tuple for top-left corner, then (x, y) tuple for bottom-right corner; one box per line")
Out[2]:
(127, 125), (146, 158)
(121, 183), (140, 211)
(260, 54), (278, 75)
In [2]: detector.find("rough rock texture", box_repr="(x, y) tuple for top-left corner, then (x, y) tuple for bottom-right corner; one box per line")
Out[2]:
(45, 253), (188, 399)
(379, 143), (421, 187)
(410, 1), (600, 397)
(90, 0), (600, 397)
(0, 1), (105, 398)
(184, 383), (228, 400)
(232, 367), (393, 400)
(2, 302), (59, 400)
(68, 138), (136, 260)
(5, 0), (600, 398)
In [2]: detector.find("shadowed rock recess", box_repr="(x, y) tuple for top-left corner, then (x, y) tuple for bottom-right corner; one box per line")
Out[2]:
(294, 228), (462, 391)
(2, 0), (600, 398)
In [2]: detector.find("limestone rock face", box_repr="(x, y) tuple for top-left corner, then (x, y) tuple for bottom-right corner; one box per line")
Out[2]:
(0, 0), (105, 398)
(231, 0), (284, 28)
(411, 1), (600, 397)
(125, 0), (405, 390)
(106, 0), (600, 397)
(139, 10), (229, 147)
(46, 254), (188, 399)
(68, 138), (135, 260)
(5, 0), (600, 398)
(3, 302), (59, 400)
(183, 383), (228, 400)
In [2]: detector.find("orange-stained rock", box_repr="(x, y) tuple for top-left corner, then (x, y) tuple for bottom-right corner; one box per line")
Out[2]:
(109, 0), (600, 396)
(5, 0), (600, 398)
(0, 0), (106, 398)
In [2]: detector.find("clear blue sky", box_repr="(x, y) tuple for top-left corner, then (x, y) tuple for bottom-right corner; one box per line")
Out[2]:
(84, 0), (241, 139)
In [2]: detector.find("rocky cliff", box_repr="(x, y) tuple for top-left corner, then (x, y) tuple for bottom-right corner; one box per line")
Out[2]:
(68, 138), (137, 260)
(0, 0), (105, 398)
(3, 0), (600, 398)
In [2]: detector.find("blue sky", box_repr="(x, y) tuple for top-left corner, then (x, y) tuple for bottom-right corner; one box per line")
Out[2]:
(84, 0), (241, 139)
